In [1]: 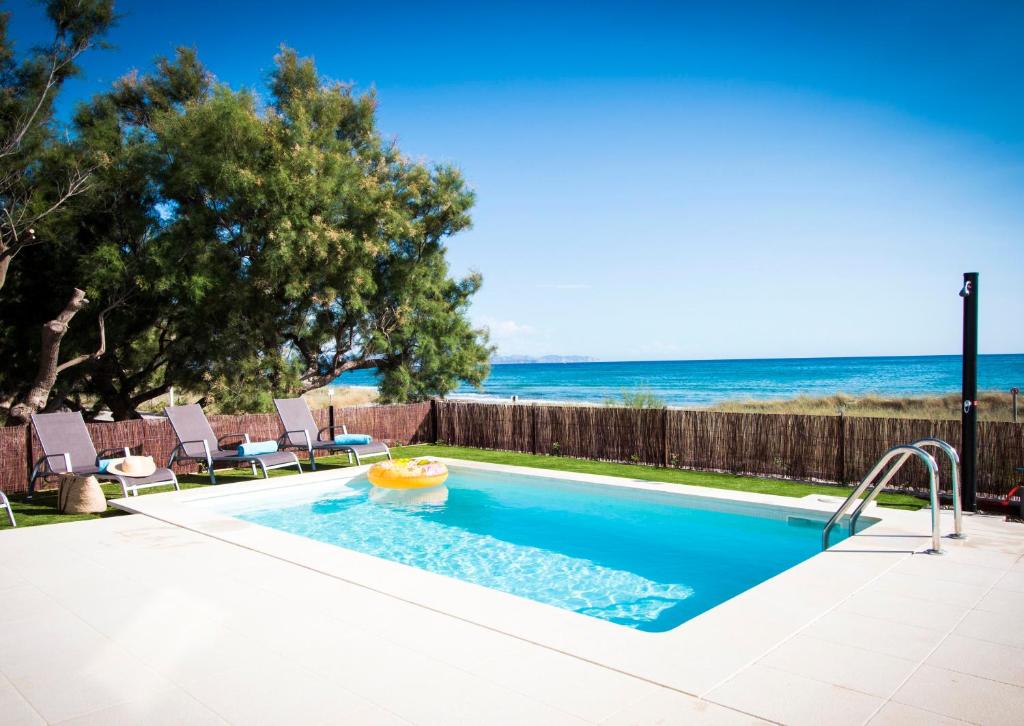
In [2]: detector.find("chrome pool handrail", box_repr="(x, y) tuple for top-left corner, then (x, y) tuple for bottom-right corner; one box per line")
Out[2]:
(848, 438), (964, 541)
(822, 444), (940, 553)
(913, 438), (964, 540)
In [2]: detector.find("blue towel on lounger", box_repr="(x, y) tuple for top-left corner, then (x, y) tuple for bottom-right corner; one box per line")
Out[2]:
(238, 440), (278, 456)
(334, 434), (372, 446)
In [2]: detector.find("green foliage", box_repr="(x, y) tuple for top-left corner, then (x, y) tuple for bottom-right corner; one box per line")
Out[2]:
(0, 42), (491, 417)
(604, 388), (667, 409)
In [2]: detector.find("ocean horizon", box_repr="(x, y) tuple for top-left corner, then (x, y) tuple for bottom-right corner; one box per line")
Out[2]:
(334, 353), (1024, 407)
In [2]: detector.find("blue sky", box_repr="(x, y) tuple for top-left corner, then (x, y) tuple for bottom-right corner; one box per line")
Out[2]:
(8, 0), (1023, 360)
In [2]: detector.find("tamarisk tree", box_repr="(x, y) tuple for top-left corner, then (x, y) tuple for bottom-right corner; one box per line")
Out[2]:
(0, 1), (115, 423)
(1, 46), (490, 418)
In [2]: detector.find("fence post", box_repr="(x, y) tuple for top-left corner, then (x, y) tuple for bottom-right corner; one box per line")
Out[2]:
(837, 411), (846, 484)
(662, 409), (669, 468)
(531, 404), (538, 455)
(430, 399), (439, 444)
(24, 424), (33, 490)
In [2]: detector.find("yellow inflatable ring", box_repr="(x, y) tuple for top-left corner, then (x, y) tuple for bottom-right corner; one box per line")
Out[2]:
(368, 458), (449, 489)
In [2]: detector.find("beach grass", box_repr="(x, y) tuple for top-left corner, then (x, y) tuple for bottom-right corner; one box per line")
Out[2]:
(708, 390), (1019, 422)
(0, 444), (925, 528)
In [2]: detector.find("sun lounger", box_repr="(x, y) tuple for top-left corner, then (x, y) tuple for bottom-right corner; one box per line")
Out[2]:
(29, 411), (180, 498)
(166, 404), (302, 484)
(273, 397), (391, 470)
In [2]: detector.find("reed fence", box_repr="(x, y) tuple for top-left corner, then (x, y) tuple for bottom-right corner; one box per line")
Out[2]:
(0, 403), (432, 493)
(2, 400), (1020, 499)
(435, 401), (1023, 498)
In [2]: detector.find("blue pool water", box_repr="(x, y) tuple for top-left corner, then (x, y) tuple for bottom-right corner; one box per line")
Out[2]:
(217, 467), (858, 632)
(334, 354), (1024, 407)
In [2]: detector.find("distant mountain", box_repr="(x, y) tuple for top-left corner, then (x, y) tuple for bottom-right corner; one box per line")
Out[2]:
(492, 354), (598, 364)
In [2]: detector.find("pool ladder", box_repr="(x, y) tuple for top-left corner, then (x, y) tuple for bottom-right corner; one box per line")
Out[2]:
(822, 438), (964, 554)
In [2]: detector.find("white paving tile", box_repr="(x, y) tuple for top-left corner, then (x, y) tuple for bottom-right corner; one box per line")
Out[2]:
(891, 554), (1009, 588)
(836, 588), (970, 633)
(474, 646), (661, 722)
(757, 633), (917, 698)
(0, 673), (44, 726)
(706, 663), (882, 726)
(974, 586), (1024, 616)
(7, 648), (174, 724)
(893, 664), (1024, 726)
(53, 687), (227, 725)
(173, 658), (372, 725)
(800, 608), (947, 661)
(867, 700), (972, 725)
(954, 609), (1024, 650)
(995, 568), (1024, 593)
(869, 569), (989, 608)
(927, 634), (1024, 688)
(601, 688), (768, 725)
(318, 699), (413, 725)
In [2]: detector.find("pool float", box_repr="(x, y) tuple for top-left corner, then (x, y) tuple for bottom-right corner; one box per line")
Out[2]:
(368, 457), (448, 489)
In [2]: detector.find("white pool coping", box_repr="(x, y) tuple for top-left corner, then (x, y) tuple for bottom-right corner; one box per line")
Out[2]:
(111, 458), (950, 697)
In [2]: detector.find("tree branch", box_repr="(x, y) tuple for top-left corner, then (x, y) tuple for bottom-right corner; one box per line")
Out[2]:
(6, 290), (120, 424)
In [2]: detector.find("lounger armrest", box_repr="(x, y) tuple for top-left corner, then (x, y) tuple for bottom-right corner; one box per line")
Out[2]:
(216, 432), (251, 449)
(168, 439), (213, 467)
(281, 429), (311, 450)
(96, 446), (130, 464)
(317, 424), (348, 442)
(40, 452), (73, 474)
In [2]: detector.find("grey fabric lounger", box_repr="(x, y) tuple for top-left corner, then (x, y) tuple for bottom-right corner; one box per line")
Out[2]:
(166, 404), (302, 484)
(273, 397), (391, 470)
(29, 411), (180, 498)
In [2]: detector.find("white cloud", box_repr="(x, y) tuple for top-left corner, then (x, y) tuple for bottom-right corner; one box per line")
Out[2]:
(484, 319), (535, 336)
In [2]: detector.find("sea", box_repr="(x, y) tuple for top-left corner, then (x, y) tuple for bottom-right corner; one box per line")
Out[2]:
(333, 354), (1024, 408)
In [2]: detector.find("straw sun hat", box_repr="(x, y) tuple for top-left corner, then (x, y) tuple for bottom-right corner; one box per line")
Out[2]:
(106, 455), (157, 478)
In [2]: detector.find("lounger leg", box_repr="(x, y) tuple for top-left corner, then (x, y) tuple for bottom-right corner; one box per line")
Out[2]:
(309, 449), (317, 471)
(250, 462), (258, 477)
(259, 461), (269, 479)
(353, 451), (362, 465)
(171, 472), (180, 492)
(27, 463), (41, 499)
(2, 494), (14, 527)
(209, 464), (217, 485)
(347, 452), (353, 464)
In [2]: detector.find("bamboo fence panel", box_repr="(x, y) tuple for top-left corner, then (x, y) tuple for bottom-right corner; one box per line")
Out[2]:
(3, 402), (432, 493)
(433, 401), (1023, 498)
(0, 426), (28, 494)
(666, 410), (842, 482)
(436, 401), (531, 451)
(535, 405), (664, 465)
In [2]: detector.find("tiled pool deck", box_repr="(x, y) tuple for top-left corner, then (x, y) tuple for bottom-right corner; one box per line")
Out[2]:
(1, 462), (1022, 725)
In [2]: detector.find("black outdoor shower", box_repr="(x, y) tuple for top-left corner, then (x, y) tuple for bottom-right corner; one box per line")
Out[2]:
(959, 272), (978, 512)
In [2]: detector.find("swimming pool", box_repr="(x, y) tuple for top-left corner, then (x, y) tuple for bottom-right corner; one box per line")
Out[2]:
(205, 465), (865, 632)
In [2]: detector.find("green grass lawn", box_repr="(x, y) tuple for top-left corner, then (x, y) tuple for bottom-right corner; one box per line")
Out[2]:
(1, 444), (925, 529)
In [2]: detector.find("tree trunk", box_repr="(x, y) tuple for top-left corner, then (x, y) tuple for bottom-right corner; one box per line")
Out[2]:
(0, 248), (10, 291)
(7, 288), (107, 424)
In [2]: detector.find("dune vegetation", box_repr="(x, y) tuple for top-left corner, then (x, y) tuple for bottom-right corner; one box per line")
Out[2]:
(708, 390), (1019, 422)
